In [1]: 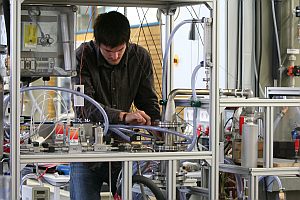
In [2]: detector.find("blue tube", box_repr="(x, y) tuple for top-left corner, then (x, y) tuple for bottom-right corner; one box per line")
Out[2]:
(258, 175), (283, 190)
(109, 128), (130, 142)
(118, 128), (157, 139)
(4, 86), (109, 135)
(109, 124), (192, 144)
(224, 158), (243, 198)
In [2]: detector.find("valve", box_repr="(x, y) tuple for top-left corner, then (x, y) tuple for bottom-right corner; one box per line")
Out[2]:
(287, 65), (300, 76)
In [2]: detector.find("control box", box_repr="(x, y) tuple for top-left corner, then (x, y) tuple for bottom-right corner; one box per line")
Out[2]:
(22, 185), (50, 200)
(21, 5), (77, 77)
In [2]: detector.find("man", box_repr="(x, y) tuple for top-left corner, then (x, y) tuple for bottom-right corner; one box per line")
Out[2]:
(70, 11), (161, 200)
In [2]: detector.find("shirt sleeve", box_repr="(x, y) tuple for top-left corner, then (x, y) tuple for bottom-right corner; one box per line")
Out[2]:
(72, 43), (122, 124)
(134, 47), (161, 121)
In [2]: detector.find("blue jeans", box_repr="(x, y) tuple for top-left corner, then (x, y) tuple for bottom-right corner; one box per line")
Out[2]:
(70, 162), (122, 200)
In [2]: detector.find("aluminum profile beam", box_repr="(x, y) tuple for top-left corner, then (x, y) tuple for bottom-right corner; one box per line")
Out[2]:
(220, 98), (300, 107)
(22, 0), (212, 8)
(20, 151), (213, 163)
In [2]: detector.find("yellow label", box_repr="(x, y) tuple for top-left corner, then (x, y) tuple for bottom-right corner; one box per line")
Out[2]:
(24, 22), (37, 48)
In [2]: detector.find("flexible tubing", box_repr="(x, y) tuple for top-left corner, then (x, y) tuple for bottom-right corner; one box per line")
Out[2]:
(117, 175), (165, 200)
(109, 128), (130, 142)
(188, 63), (204, 151)
(118, 128), (157, 139)
(109, 124), (192, 144)
(162, 19), (202, 101)
(224, 158), (243, 198)
(258, 175), (283, 190)
(4, 86), (109, 135)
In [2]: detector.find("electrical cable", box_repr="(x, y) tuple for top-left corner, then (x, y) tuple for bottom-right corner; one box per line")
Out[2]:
(140, 8), (163, 95)
(135, 8), (162, 99)
(224, 117), (233, 129)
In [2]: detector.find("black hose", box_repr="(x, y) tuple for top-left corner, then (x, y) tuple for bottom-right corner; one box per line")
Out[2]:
(118, 175), (165, 200)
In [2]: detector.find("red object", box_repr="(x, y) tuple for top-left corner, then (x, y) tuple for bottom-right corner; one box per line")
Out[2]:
(204, 126), (209, 136)
(114, 193), (122, 200)
(287, 66), (294, 76)
(239, 116), (245, 135)
(197, 124), (202, 136)
(295, 139), (300, 153)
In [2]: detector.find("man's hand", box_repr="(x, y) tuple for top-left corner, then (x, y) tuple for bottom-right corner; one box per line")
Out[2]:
(119, 110), (151, 125)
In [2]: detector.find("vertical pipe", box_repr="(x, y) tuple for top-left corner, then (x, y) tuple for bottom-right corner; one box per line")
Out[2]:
(167, 160), (176, 200)
(0, 77), (3, 174)
(10, 0), (21, 199)
(249, 175), (254, 200)
(209, 0), (219, 199)
(270, 107), (274, 167)
(264, 106), (271, 168)
(122, 161), (133, 200)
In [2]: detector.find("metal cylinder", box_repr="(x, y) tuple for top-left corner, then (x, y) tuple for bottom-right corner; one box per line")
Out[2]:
(94, 126), (103, 145)
(241, 122), (258, 168)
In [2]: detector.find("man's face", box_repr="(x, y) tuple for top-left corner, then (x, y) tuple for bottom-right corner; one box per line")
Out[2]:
(99, 43), (127, 65)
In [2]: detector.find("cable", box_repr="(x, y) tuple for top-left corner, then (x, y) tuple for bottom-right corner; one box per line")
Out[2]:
(134, 8), (162, 99)
(224, 117), (233, 129)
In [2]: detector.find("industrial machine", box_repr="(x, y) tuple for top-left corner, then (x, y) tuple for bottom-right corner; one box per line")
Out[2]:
(3, 0), (300, 200)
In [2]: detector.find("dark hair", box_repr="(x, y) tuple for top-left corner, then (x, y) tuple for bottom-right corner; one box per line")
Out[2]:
(93, 11), (130, 47)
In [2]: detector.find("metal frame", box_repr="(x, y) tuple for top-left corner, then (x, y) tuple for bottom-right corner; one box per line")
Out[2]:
(9, 0), (218, 199)
(219, 97), (300, 199)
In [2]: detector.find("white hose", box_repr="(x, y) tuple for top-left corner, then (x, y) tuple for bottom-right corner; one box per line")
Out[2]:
(188, 63), (204, 151)
(162, 19), (203, 101)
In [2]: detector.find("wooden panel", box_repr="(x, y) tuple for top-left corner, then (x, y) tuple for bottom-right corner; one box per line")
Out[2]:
(131, 25), (163, 98)
(76, 25), (163, 99)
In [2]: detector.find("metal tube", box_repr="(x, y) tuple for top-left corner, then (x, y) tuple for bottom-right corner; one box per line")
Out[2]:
(210, 1), (219, 199)
(122, 161), (129, 200)
(10, 0), (22, 199)
(270, 107), (274, 167)
(167, 160), (176, 200)
(166, 88), (253, 106)
(0, 78), (3, 174)
(264, 107), (271, 168)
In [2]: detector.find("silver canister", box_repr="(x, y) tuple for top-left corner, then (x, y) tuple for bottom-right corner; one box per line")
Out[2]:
(241, 122), (258, 168)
